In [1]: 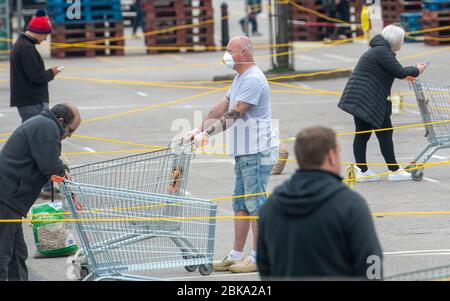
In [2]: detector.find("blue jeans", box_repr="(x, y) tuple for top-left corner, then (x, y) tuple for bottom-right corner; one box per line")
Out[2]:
(233, 149), (275, 216)
(17, 103), (48, 124)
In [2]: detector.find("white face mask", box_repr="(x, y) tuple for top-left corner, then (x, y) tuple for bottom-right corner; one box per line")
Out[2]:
(223, 43), (254, 69)
(223, 51), (235, 69)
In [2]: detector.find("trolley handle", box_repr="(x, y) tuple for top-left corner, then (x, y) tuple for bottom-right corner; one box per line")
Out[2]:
(51, 175), (66, 183)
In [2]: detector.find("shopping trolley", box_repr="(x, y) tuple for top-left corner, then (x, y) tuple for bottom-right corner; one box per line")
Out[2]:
(52, 176), (217, 281)
(405, 79), (450, 181)
(70, 140), (193, 196)
(63, 140), (202, 279)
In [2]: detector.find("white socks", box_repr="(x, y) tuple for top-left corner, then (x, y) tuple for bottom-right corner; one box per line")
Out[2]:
(229, 250), (244, 260)
(250, 250), (257, 263)
(228, 250), (257, 263)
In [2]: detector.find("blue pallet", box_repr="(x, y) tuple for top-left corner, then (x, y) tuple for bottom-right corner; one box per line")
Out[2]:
(405, 38), (423, 43)
(400, 12), (422, 20)
(47, 5), (121, 15)
(46, 0), (120, 4)
(50, 10), (122, 24)
(47, 2), (120, 10)
(422, 0), (450, 11)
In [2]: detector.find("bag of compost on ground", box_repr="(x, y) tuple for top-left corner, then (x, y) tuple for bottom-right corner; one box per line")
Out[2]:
(30, 201), (78, 257)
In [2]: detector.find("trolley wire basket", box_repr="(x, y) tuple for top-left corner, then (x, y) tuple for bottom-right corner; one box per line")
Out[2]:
(70, 140), (194, 196)
(406, 79), (450, 181)
(52, 176), (217, 281)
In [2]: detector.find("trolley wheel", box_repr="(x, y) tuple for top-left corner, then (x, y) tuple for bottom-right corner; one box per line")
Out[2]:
(80, 266), (90, 280)
(184, 264), (198, 272)
(198, 264), (213, 276)
(181, 249), (198, 272)
(411, 169), (424, 181)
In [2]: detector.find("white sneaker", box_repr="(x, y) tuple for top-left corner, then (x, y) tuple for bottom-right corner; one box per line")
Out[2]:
(388, 169), (412, 181)
(355, 167), (382, 182)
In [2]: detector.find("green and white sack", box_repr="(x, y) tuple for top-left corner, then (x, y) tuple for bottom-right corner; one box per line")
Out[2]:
(30, 202), (78, 257)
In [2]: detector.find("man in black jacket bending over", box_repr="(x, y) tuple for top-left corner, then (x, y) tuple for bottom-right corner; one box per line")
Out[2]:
(257, 127), (383, 280)
(10, 9), (61, 123)
(0, 103), (81, 281)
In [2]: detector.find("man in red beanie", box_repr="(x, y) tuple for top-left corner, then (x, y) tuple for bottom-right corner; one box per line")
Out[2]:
(10, 9), (63, 198)
(10, 9), (61, 123)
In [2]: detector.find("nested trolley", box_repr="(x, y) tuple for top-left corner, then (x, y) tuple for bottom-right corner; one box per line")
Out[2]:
(70, 140), (193, 195)
(53, 177), (217, 281)
(57, 141), (218, 280)
(406, 79), (450, 180)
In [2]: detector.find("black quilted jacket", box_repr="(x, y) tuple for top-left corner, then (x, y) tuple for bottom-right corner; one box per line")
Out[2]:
(338, 35), (420, 128)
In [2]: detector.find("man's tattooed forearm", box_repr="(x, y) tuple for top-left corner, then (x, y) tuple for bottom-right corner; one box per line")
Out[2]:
(223, 110), (241, 120)
(205, 110), (241, 135)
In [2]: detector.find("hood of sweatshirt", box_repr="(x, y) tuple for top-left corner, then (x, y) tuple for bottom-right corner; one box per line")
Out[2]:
(270, 169), (347, 217)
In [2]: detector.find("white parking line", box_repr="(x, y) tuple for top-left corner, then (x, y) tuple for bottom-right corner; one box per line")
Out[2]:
(432, 155), (448, 160)
(384, 249), (450, 255)
(397, 253), (450, 256)
(423, 177), (440, 183)
(322, 53), (357, 63)
(404, 109), (420, 115)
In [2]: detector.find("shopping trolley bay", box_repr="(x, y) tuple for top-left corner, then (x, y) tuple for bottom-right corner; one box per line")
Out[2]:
(2, 9), (450, 280)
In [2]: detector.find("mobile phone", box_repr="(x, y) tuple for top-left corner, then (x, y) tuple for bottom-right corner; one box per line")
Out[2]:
(57, 65), (65, 71)
(425, 61), (431, 66)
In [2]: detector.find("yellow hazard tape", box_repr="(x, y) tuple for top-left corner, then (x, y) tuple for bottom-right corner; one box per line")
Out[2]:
(82, 87), (226, 124)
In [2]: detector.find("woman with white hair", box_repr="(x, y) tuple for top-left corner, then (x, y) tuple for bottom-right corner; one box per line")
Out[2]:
(338, 25), (428, 181)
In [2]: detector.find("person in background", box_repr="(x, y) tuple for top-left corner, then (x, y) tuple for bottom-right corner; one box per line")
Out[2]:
(338, 25), (428, 181)
(132, 0), (144, 38)
(323, 0), (351, 43)
(0, 103), (81, 281)
(10, 9), (62, 197)
(239, 0), (262, 37)
(10, 9), (60, 123)
(361, 0), (384, 44)
(257, 127), (383, 280)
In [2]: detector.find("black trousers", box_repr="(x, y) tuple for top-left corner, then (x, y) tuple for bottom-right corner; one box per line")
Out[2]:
(0, 203), (28, 281)
(353, 114), (400, 172)
(325, 1), (350, 38)
(132, 2), (144, 35)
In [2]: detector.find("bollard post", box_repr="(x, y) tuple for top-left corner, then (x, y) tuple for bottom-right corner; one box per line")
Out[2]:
(390, 94), (403, 115)
(275, 0), (291, 69)
(221, 2), (229, 47)
(346, 164), (356, 188)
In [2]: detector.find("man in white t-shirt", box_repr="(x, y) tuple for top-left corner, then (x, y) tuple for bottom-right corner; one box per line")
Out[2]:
(184, 36), (279, 273)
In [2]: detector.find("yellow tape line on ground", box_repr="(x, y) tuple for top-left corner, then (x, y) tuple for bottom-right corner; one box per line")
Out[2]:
(281, 119), (450, 142)
(58, 76), (222, 91)
(4, 211), (450, 223)
(72, 134), (164, 149)
(11, 160), (450, 221)
(82, 88), (226, 124)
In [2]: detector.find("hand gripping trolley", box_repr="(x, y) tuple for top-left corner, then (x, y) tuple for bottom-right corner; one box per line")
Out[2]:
(56, 141), (217, 280)
(406, 79), (450, 181)
(53, 176), (217, 281)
